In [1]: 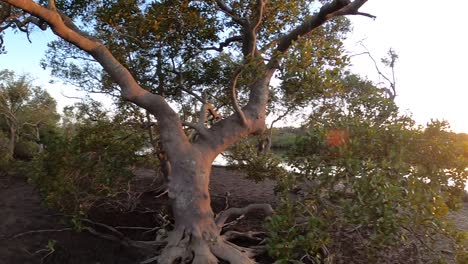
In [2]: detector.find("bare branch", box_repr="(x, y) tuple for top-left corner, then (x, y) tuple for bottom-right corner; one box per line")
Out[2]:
(229, 67), (248, 126)
(60, 91), (85, 101)
(9, 228), (73, 239)
(201, 35), (242, 52)
(178, 85), (205, 104)
(170, 64), (206, 104)
(355, 43), (397, 100)
(214, 0), (246, 26)
(324, 0), (375, 19)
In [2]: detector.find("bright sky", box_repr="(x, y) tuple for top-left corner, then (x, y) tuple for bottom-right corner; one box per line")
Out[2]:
(0, 0), (467, 133)
(346, 0), (468, 133)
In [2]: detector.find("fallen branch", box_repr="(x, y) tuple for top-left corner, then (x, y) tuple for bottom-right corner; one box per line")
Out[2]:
(215, 203), (274, 227)
(222, 230), (266, 242)
(9, 228), (73, 239)
(82, 226), (163, 250)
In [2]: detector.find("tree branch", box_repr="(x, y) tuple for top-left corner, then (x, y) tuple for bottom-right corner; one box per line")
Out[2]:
(229, 67), (248, 126)
(182, 121), (210, 138)
(1, 0), (190, 156)
(244, 0), (266, 58)
(48, 0), (56, 11)
(201, 35), (242, 52)
(214, 0), (246, 26)
(273, 0), (374, 55)
(355, 43), (397, 100)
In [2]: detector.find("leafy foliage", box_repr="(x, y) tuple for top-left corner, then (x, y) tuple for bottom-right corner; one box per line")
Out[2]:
(224, 137), (288, 182)
(266, 75), (468, 263)
(0, 69), (59, 160)
(29, 102), (148, 216)
(38, 0), (352, 124)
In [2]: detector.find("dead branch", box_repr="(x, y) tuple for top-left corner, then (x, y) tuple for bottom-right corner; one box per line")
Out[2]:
(222, 230), (266, 242)
(82, 226), (163, 250)
(9, 228), (73, 239)
(215, 203), (274, 227)
(80, 219), (165, 250)
(355, 43), (397, 100)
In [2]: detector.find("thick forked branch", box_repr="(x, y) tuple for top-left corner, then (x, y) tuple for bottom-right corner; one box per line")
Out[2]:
(243, 0), (266, 57)
(205, 0), (372, 155)
(226, 0), (266, 126)
(1, 0), (189, 155)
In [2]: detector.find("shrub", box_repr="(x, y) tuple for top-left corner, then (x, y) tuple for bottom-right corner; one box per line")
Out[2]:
(267, 119), (468, 263)
(29, 119), (147, 216)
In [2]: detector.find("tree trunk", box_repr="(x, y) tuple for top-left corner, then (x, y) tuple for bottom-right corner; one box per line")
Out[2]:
(156, 147), (255, 264)
(35, 125), (44, 153)
(7, 125), (16, 159)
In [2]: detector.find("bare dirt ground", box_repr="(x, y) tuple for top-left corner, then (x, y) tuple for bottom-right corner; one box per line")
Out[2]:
(0, 167), (466, 264)
(0, 167), (276, 264)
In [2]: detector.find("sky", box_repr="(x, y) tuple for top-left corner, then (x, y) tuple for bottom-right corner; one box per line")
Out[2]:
(0, 0), (467, 133)
(345, 0), (468, 133)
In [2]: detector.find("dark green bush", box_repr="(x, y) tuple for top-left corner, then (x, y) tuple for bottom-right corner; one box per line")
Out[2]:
(29, 119), (147, 216)
(267, 119), (468, 263)
(266, 75), (468, 263)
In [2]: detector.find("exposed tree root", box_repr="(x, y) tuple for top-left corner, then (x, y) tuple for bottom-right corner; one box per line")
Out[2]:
(10, 203), (274, 264)
(138, 203), (274, 264)
(146, 229), (256, 264)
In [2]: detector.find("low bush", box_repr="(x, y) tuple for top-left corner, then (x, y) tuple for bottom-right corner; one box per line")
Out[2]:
(29, 119), (147, 216)
(267, 120), (468, 263)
